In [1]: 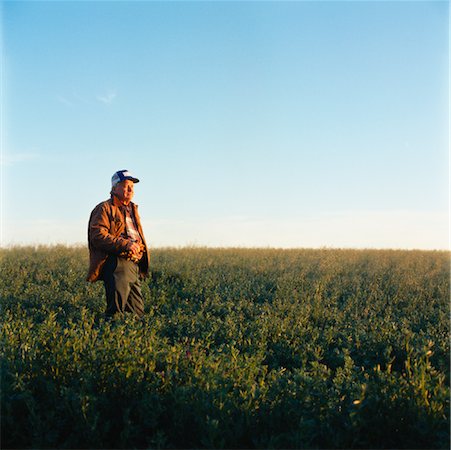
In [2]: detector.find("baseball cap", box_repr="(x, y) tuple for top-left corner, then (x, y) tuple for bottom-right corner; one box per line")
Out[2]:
(111, 169), (140, 186)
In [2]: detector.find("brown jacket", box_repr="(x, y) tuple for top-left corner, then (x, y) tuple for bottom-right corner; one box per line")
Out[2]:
(87, 197), (150, 282)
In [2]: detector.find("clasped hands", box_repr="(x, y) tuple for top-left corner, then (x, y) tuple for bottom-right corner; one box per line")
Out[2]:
(122, 241), (145, 262)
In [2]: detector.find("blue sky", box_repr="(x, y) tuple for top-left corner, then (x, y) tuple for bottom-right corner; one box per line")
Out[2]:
(2, 0), (449, 249)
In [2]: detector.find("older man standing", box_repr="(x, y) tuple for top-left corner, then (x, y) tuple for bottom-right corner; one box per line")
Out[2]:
(87, 170), (150, 318)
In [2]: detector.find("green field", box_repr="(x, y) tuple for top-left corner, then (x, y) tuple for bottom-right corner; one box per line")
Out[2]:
(1, 246), (449, 449)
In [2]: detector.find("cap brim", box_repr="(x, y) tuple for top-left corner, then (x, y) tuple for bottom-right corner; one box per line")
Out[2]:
(124, 176), (139, 183)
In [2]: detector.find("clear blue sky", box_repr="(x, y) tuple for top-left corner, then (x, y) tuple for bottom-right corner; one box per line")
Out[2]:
(2, 0), (449, 249)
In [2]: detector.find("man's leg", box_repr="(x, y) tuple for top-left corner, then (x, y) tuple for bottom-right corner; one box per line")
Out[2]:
(126, 274), (145, 318)
(102, 255), (121, 318)
(102, 256), (144, 318)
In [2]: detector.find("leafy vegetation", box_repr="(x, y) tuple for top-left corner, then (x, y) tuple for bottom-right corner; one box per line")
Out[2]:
(1, 246), (449, 449)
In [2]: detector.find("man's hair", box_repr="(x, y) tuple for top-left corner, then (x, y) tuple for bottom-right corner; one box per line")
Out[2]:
(110, 184), (119, 197)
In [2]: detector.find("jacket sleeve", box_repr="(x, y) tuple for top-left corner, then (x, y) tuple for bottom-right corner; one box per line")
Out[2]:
(88, 202), (129, 254)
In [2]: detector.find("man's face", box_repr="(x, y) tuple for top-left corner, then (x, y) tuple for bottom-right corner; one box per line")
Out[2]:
(113, 180), (134, 204)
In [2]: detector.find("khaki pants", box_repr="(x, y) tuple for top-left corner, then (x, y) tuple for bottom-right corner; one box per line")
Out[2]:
(101, 255), (145, 318)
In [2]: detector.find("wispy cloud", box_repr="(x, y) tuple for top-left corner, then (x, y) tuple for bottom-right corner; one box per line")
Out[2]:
(0, 152), (39, 166)
(57, 95), (74, 107)
(1, 219), (86, 246)
(142, 210), (449, 250)
(2, 211), (447, 249)
(96, 89), (117, 105)
(57, 91), (89, 107)
(57, 89), (117, 107)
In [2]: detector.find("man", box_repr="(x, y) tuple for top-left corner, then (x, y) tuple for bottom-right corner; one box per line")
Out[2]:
(87, 170), (150, 318)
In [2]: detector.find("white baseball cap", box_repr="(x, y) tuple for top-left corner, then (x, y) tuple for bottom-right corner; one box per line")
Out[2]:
(111, 169), (140, 186)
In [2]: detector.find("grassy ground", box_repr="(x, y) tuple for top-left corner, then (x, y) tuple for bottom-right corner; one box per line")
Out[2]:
(1, 246), (449, 449)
